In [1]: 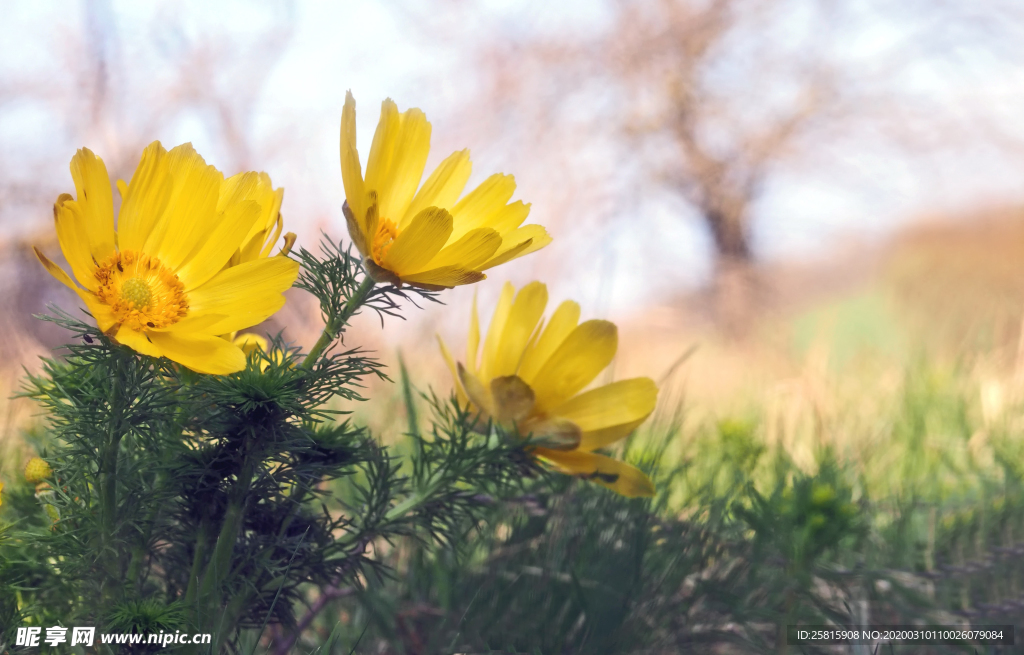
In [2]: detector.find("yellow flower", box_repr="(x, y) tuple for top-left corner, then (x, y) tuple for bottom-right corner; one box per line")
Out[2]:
(24, 457), (52, 484)
(0, 481), (4, 507)
(341, 92), (551, 290)
(34, 142), (300, 374)
(232, 333), (285, 371)
(439, 282), (658, 497)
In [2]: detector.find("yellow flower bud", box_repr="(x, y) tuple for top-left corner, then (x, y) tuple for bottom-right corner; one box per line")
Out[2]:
(24, 457), (53, 484)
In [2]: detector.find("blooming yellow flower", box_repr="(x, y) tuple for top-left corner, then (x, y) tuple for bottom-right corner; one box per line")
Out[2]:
(341, 92), (551, 290)
(24, 457), (52, 484)
(34, 142), (300, 374)
(440, 282), (658, 497)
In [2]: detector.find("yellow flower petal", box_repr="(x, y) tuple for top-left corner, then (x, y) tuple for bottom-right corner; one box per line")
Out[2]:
(458, 363), (494, 416)
(490, 282), (547, 378)
(233, 333), (285, 371)
(237, 228), (268, 264)
(217, 171), (259, 213)
(114, 325), (163, 358)
(479, 281), (515, 381)
(53, 195), (99, 291)
(537, 449), (655, 498)
(69, 148), (116, 261)
(485, 200), (531, 234)
(33, 246), (80, 293)
(530, 320), (618, 413)
(118, 141), (173, 252)
(78, 288), (118, 334)
(233, 333), (269, 355)
(258, 212), (284, 258)
(398, 266), (484, 290)
(176, 199), (262, 290)
(221, 172), (284, 261)
(519, 300), (580, 384)
(438, 336), (468, 406)
(550, 378), (658, 451)
(365, 99), (431, 224)
(402, 149), (471, 226)
(343, 200), (371, 259)
(522, 417), (581, 450)
(449, 173), (517, 241)
(341, 91), (368, 238)
(147, 330), (247, 374)
(149, 313), (229, 333)
(143, 143), (224, 271)
(479, 225), (553, 271)
(381, 207), (452, 274)
(187, 256), (299, 335)
(426, 227), (501, 270)
(467, 292), (480, 371)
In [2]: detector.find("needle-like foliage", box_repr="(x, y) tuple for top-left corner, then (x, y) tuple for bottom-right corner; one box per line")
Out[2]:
(2, 239), (534, 653)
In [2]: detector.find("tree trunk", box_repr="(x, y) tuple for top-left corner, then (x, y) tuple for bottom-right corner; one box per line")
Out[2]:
(706, 206), (755, 336)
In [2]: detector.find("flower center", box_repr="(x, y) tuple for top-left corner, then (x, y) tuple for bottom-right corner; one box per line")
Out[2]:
(120, 277), (153, 309)
(94, 250), (189, 332)
(371, 218), (398, 264)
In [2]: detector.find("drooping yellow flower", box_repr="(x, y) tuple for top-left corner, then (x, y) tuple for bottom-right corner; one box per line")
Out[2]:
(341, 92), (552, 290)
(35, 142), (300, 374)
(24, 457), (52, 484)
(439, 282), (658, 497)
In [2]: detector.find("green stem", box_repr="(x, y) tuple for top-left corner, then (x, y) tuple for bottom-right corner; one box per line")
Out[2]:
(302, 276), (376, 370)
(384, 472), (445, 523)
(183, 520), (209, 609)
(200, 464), (254, 595)
(99, 410), (124, 606)
(126, 474), (163, 596)
(100, 435), (123, 541)
(193, 454), (255, 634)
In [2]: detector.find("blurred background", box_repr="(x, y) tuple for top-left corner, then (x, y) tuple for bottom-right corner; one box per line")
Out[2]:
(13, 2), (1024, 648)
(5, 0), (1024, 452)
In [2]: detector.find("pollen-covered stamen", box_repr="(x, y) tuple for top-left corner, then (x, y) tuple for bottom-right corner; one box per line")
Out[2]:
(120, 277), (153, 309)
(94, 250), (189, 332)
(371, 218), (398, 264)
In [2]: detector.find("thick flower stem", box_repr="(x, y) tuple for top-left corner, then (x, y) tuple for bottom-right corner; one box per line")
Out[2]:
(99, 384), (126, 605)
(100, 435), (123, 546)
(302, 275), (376, 370)
(192, 452), (255, 639)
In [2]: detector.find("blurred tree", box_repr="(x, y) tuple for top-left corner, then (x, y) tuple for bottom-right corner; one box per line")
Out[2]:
(434, 0), (1024, 333)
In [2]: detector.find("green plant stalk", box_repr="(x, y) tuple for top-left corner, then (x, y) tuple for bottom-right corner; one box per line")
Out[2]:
(399, 353), (420, 439)
(302, 275), (376, 370)
(384, 472), (445, 524)
(100, 434), (123, 548)
(194, 453), (256, 631)
(183, 520), (209, 608)
(99, 385), (126, 606)
(126, 474), (164, 596)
